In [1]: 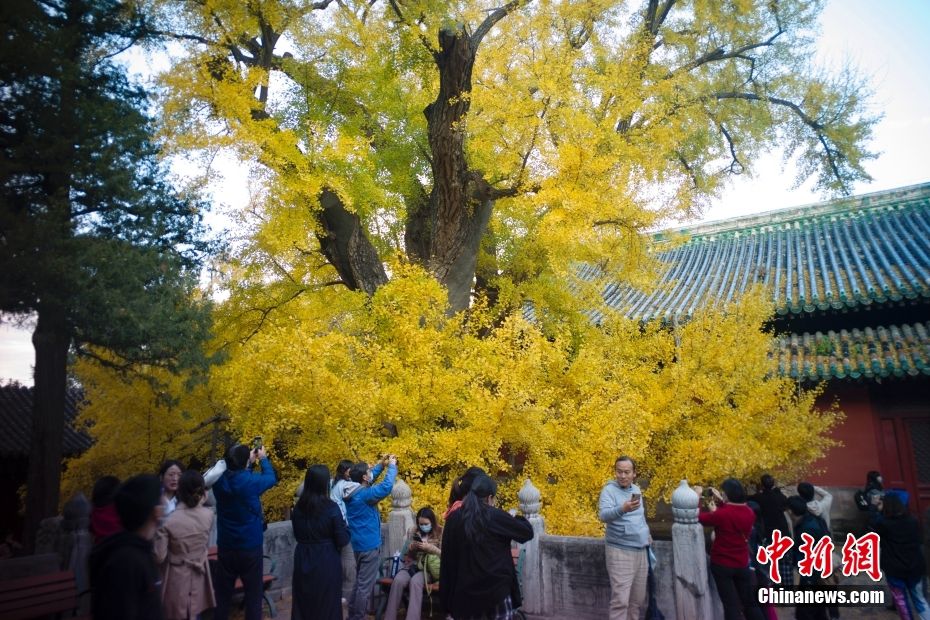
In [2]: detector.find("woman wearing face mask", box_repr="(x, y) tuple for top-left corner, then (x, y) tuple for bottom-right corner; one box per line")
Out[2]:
(383, 507), (443, 620)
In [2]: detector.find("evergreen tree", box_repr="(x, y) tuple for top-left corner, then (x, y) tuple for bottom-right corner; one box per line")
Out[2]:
(0, 0), (213, 547)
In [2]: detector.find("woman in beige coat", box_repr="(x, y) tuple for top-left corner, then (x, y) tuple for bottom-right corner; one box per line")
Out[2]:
(154, 470), (216, 619)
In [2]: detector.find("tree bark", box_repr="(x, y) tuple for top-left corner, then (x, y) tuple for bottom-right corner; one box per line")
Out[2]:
(316, 188), (389, 295)
(422, 27), (496, 314)
(23, 305), (70, 551)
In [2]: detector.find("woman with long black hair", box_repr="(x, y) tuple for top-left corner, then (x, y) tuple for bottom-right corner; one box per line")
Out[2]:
(874, 493), (929, 620)
(291, 464), (350, 620)
(440, 474), (534, 620)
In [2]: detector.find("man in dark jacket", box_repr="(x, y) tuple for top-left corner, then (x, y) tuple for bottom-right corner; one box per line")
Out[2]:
(89, 474), (164, 620)
(787, 496), (830, 620)
(212, 443), (278, 620)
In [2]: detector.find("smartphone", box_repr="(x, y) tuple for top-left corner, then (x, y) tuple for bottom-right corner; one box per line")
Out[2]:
(252, 436), (263, 451)
(631, 493), (641, 502)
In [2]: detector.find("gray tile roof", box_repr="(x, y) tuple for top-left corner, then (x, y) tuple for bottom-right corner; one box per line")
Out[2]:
(0, 385), (92, 458)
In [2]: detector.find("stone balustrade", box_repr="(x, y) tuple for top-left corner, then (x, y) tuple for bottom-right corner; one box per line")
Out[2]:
(262, 475), (726, 618)
(29, 477), (737, 618)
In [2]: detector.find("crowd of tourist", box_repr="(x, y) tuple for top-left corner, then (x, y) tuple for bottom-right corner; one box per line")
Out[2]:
(598, 459), (929, 620)
(82, 448), (534, 620)
(69, 445), (929, 620)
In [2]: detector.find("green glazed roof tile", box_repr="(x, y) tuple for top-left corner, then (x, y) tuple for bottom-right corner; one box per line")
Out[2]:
(601, 183), (930, 321)
(777, 321), (930, 381)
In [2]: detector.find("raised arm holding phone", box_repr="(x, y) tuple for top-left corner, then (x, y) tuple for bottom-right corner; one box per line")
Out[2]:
(211, 442), (278, 620)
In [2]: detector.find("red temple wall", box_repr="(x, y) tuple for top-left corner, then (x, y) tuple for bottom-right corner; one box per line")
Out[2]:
(806, 383), (880, 487)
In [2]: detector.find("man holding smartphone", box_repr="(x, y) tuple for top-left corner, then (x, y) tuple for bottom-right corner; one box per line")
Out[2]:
(598, 455), (652, 620)
(344, 454), (397, 620)
(212, 441), (278, 620)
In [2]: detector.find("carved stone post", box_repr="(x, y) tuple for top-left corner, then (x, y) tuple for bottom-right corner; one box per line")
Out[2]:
(671, 480), (717, 619)
(386, 478), (414, 557)
(517, 478), (546, 615)
(62, 493), (91, 614)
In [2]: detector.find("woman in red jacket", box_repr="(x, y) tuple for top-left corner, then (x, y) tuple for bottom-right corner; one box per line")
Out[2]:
(695, 479), (764, 620)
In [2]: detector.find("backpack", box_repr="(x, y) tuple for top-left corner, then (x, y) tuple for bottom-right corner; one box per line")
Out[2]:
(416, 551), (441, 581)
(853, 489), (870, 511)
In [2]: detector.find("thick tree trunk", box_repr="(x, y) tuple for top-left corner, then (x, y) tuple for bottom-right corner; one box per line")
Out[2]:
(23, 305), (70, 551)
(421, 27), (496, 314)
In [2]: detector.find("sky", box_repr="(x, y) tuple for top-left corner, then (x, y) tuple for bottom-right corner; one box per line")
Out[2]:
(3, 0), (929, 384)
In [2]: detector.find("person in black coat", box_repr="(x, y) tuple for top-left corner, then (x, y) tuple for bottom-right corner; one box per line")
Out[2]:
(291, 464), (351, 620)
(787, 496), (829, 620)
(440, 474), (534, 620)
(751, 474), (793, 590)
(750, 475), (790, 542)
(873, 493), (929, 619)
(89, 474), (165, 620)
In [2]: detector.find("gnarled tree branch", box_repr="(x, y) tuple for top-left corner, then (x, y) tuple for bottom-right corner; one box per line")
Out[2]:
(471, 1), (527, 49)
(712, 91), (842, 182)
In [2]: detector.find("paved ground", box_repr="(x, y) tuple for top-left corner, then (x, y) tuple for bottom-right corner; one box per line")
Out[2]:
(231, 590), (902, 620)
(775, 604), (898, 619)
(235, 564), (915, 620)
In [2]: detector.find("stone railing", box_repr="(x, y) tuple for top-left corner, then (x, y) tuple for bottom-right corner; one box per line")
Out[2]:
(263, 476), (727, 618)
(514, 478), (722, 619)
(32, 477), (733, 617)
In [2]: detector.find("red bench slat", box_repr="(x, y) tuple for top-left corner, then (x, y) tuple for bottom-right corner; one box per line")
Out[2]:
(0, 570), (79, 620)
(0, 581), (76, 603)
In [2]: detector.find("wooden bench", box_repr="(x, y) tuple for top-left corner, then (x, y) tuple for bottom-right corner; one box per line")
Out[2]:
(0, 569), (88, 620)
(208, 546), (277, 617)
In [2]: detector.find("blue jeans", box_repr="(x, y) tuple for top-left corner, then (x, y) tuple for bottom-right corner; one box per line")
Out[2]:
(214, 546), (264, 620)
(888, 576), (930, 620)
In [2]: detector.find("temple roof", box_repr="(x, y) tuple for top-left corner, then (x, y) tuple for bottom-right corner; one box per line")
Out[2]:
(777, 321), (930, 381)
(0, 385), (91, 458)
(598, 182), (930, 323)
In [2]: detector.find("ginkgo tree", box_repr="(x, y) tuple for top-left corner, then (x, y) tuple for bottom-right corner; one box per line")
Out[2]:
(102, 0), (870, 530)
(143, 0), (875, 315)
(204, 274), (837, 535)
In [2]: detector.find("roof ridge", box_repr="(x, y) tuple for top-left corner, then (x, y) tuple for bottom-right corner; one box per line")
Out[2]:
(663, 181), (930, 240)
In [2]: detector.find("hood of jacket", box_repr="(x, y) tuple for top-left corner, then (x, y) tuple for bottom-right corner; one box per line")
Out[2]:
(806, 500), (823, 517)
(340, 481), (362, 499)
